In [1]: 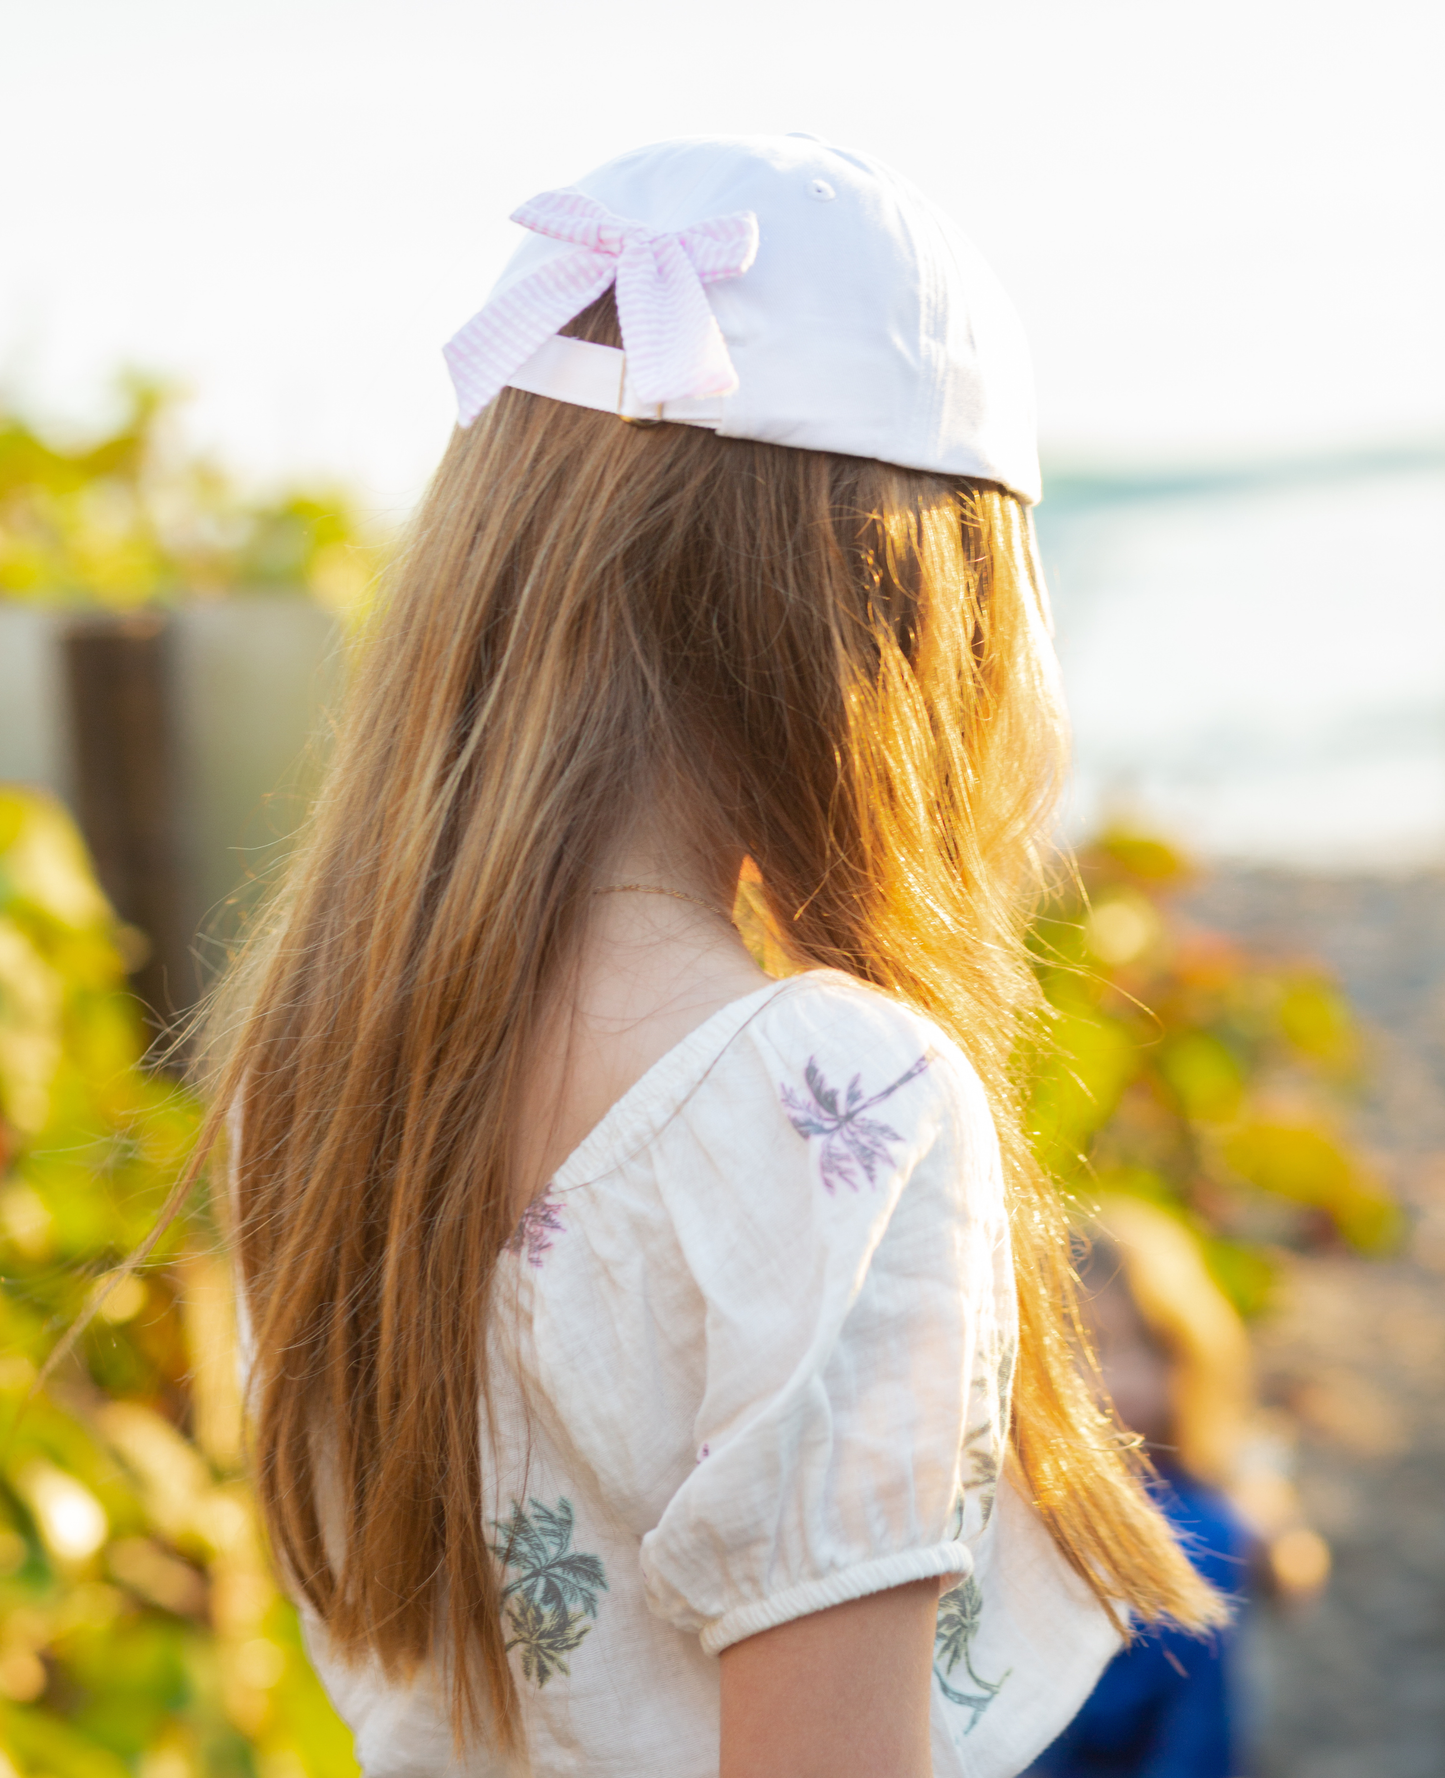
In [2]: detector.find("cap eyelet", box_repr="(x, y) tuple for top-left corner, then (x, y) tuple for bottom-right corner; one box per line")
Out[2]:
(808, 179), (835, 202)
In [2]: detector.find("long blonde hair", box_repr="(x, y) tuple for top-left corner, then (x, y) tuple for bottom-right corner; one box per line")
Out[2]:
(196, 298), (1224, 1749)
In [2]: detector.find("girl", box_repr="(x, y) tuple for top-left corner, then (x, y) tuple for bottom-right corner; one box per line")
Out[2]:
(206, 135), (1223, 1776)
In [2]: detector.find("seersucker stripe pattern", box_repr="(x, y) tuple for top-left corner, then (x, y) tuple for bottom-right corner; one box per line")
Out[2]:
(444, 188), (759, 426)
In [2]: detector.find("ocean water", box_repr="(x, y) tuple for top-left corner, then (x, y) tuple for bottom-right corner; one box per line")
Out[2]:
(1036, 461), (1445, 869)
(3, 460), (1441, 890)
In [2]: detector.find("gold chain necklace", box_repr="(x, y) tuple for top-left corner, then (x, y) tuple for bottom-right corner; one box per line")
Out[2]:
(593, 883), (735, 924)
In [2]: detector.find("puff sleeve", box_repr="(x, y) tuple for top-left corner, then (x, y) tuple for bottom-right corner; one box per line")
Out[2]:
(639, 984), (1015, 1656)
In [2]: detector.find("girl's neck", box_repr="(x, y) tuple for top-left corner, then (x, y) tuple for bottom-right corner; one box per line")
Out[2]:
(510, 824), (771, 1209)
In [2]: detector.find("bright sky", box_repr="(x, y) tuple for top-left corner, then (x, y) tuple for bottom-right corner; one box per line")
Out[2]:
(4, 0), (1442, 515)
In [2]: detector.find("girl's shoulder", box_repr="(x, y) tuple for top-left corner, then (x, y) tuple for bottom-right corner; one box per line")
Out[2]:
(708, 968), (998, 1165)
(738, 968), (987, 1105)
(549, 969), (992, 1196)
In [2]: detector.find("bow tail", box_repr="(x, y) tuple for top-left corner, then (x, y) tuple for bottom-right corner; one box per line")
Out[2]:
(615, 236), (740, 406)
(445, 248), (620, 425)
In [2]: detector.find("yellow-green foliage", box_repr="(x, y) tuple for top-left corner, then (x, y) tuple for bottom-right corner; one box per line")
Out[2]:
(1031, 829), (1400, 1314)
(0, 788), (357, 1778)
(0, 383), (378, 614)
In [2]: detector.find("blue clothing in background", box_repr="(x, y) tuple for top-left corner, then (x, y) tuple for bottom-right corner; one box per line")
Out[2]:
(1026, 1466), (1252, 1778)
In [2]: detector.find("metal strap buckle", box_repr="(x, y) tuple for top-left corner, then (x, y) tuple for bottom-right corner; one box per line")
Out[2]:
(617, 355), (663, 427)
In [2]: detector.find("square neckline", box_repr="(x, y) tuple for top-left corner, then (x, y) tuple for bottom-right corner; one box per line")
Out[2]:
(545, 969), (849, 1194)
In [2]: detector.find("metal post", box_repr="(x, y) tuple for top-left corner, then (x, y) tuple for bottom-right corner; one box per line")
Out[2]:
(62, 609), (192, 1041)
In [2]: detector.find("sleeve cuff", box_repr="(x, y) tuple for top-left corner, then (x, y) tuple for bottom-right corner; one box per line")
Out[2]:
(699, 1541), (974, 1657)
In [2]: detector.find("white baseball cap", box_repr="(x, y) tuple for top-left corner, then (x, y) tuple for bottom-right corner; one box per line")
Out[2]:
(445, 133), (1041, 505)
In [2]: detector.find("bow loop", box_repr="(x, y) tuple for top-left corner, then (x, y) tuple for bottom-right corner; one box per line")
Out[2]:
(444, 189), (758, 425)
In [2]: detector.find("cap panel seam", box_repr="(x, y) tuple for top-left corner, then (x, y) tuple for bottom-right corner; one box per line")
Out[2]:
(871, 163), (946, 462)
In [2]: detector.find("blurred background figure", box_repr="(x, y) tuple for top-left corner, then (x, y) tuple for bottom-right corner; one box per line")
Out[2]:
(1029, 1199), (1328, 1778)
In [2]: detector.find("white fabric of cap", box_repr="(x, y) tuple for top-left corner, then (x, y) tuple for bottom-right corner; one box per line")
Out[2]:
(461, 133), (1042, 505)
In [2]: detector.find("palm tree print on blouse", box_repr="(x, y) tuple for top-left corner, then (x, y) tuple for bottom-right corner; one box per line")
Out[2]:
(781, 1053), (931, 1193)
(507, 1194), (565, 1267)
(491, 1497), (607, 1686)
(963, 1335), (1017, 1532)
(934, 1575), (1010, 1730)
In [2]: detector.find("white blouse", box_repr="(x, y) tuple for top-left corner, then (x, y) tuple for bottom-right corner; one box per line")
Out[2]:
(304, 970), (1119, 1775)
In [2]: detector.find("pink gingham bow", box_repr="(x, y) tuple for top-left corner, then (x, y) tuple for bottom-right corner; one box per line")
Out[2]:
(444, 189), (760, 425)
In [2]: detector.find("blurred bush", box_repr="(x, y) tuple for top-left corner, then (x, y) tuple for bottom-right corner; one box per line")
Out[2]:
(0, 381), (379, 614)
(1031, 828), (1401, 1315)
(0, 787), (356, 1777)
